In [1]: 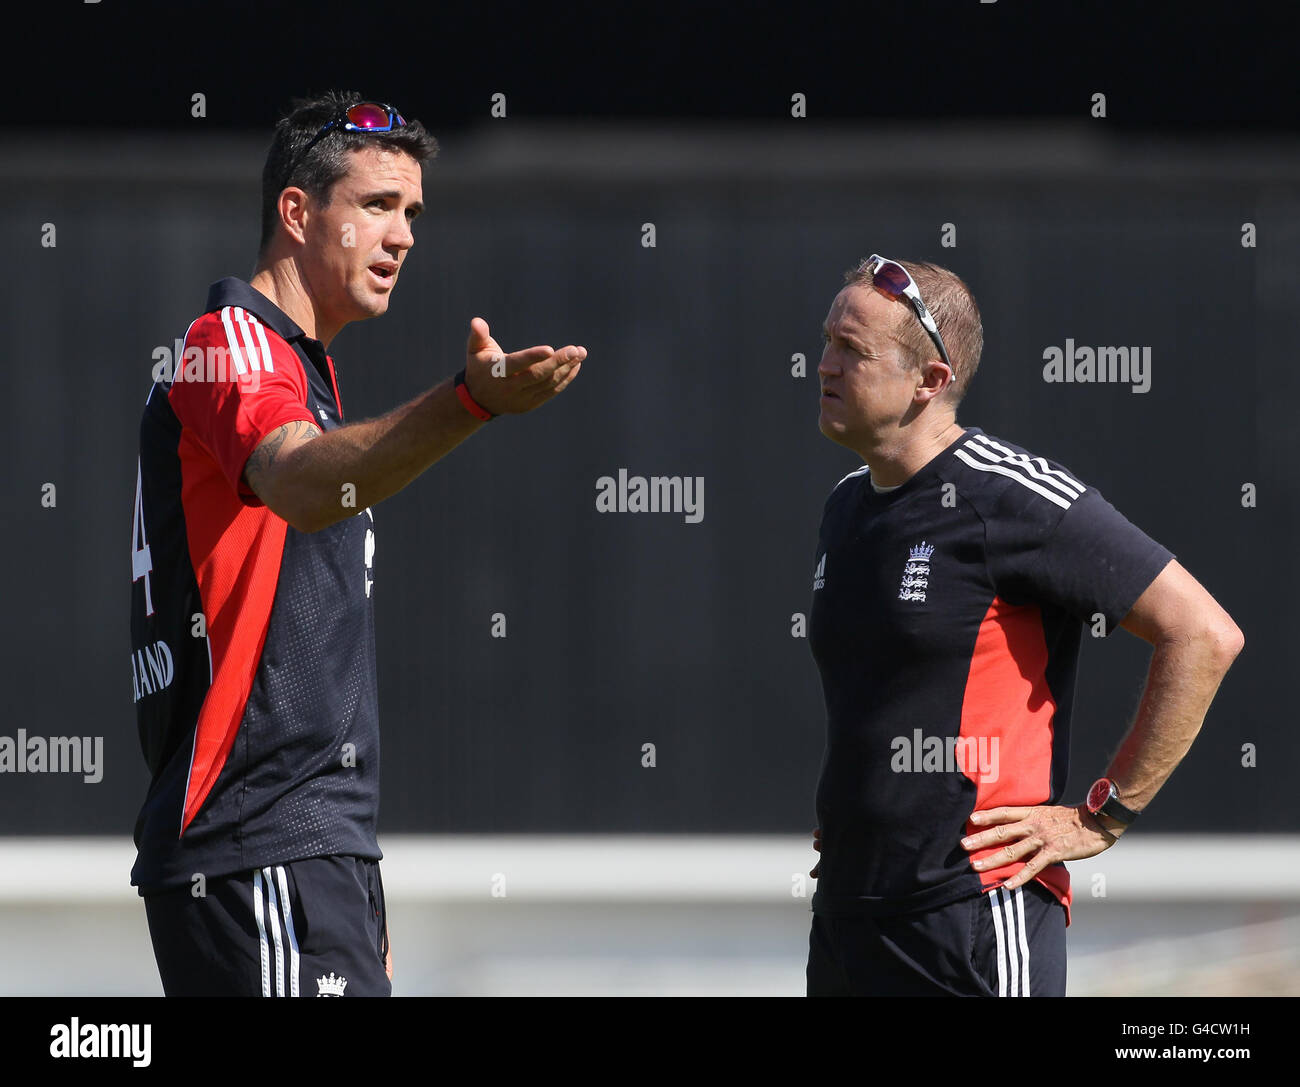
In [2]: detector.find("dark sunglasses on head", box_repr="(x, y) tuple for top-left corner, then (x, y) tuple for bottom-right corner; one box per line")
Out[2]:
(862, 254), (954, 380)
(281, 101), (408, 191)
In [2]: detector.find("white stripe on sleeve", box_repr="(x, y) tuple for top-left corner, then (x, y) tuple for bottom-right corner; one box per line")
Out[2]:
(219, 307), (248, 375)
(248, 314), (276, 373)
(954, 449), (1073, 510)
(969, 435), (1084, 498)
(233, 307), (262, 372)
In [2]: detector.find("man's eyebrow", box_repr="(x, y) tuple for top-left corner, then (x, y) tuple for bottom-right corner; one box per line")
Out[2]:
(360, 190), (424, 215)
(836, 321), (883, 356)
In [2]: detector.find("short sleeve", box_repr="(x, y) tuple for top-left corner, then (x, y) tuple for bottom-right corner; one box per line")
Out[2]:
(987, 484), (1174, 634)
(167, 308), (318, 505)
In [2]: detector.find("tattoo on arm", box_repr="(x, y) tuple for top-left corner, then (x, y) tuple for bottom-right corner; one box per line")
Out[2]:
(244, 419), (322, 490)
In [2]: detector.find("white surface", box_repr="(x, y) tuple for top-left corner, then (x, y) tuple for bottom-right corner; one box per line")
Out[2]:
(4, 834), (1300, 901)
(1, 836), (1297, 995)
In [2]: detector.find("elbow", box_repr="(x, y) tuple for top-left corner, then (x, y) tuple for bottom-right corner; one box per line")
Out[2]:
(1222, 620), (1245, 663)
(1159, 612), (1244, 669)
(286, 507), (332, 534)
(286, 513), (322, 534)
(263, 492), (328, 535)
(1205, 615), (1245, 667)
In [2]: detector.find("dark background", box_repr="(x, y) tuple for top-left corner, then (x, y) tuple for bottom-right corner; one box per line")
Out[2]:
(2, 1), (1295, 836)
(23, 1), (1300, 134)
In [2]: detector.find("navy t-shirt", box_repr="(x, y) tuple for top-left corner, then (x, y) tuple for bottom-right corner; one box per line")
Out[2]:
(808, 427), (1173, 919)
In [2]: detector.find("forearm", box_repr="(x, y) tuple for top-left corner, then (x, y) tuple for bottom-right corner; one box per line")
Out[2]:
(1103, 628), (1242, 813)
(276, 377), (484, 531)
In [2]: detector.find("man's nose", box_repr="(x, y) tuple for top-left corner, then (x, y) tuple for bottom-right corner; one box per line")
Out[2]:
(388, 216), (414, 251)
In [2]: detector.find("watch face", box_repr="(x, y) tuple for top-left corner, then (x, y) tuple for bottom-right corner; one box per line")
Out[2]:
(1087, 779), (1112, 813)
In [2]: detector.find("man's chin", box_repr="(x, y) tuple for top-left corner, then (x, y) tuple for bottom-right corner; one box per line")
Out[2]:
(818, 410), (847, 442)
(350, 291), (391, 321)
(818, 415), (864, 453)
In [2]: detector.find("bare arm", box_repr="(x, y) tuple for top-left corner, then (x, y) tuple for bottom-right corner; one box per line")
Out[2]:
(244, 318), (585, 532)
(244, 379), (482, 532)
(1094, 558), (1245, 827)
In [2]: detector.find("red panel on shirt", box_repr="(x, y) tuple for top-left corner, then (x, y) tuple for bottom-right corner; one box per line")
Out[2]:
(175, 439), (286, 833)
(959, 596), (1073, 925)
(167, 306), (317, 506)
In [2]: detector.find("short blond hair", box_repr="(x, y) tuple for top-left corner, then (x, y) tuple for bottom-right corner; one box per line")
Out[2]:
(845, 258), (983, 404)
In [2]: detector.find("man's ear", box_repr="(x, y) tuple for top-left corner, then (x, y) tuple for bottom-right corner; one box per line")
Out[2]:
(277, 187), (310, 246)
(915, 358), (954, 402)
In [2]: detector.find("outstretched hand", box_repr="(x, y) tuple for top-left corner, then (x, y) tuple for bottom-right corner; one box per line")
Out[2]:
(463, 317), (586, 416)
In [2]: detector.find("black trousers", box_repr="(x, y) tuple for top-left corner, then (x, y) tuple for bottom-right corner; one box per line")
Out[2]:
(144, 854), (390, 997)
(807, 881), (1066, 997)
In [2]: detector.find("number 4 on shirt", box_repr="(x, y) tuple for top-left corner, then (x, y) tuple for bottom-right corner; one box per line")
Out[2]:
(132, 457), (154, 616)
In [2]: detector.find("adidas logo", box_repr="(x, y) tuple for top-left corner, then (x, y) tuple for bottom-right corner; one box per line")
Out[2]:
(812, 553), (826, 591)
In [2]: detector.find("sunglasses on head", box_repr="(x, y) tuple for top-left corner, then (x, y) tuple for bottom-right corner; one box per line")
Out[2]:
(280, 101), (408, 191)
(862, 254), (954, 380)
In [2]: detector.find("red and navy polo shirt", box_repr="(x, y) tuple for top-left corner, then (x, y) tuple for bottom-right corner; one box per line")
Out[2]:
(129, 277), (380, 893)
(808, 428), (1174, 925)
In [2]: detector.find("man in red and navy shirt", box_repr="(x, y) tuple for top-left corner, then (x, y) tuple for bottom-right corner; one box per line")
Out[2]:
(129, 91), (587, 996)
(806, 256), (1243, 996)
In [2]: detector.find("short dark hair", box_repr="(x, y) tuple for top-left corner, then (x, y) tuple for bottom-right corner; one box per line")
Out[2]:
(258, 90), (438, 255)
(844, 258), (984, 405)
